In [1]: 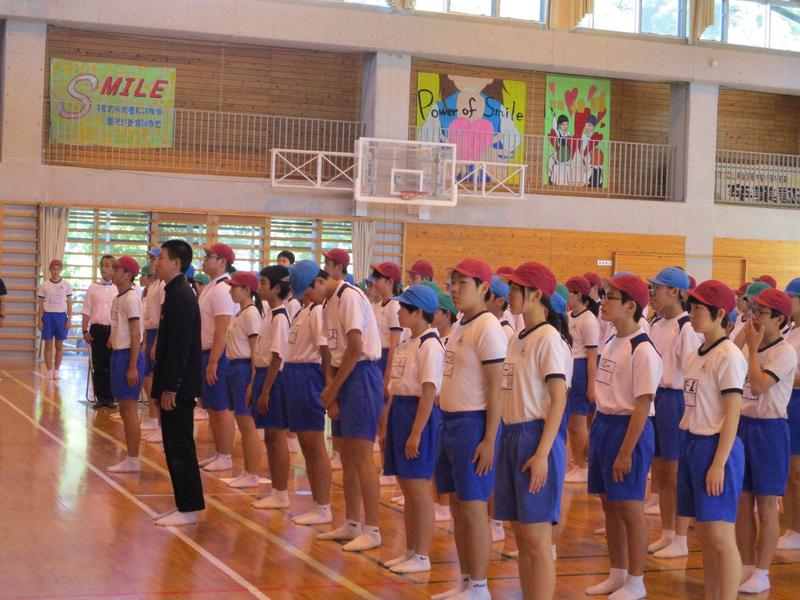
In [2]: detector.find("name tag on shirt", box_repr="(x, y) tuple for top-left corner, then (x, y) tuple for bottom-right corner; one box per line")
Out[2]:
(683, 378), (698, 407)
(327, 329), (339, 351)
(391, 357), (406, 379)
(289, 325), (299, 345)
(443, 351), (455, 377)
(595, 358), (616, 386)
(111, 309), (118, 322)
(501, 362), (514, 391)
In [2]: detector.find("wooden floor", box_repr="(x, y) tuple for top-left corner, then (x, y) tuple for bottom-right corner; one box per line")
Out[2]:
(1, 359), (798, 599)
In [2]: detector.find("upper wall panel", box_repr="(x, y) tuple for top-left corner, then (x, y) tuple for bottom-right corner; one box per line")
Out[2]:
(717, 88), (800, 155)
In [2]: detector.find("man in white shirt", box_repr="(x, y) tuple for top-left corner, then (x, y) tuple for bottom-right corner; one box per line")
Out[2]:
(81, 255), (117, 409)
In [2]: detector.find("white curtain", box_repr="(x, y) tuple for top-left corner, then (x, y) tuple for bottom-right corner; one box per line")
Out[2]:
(38, 206), (70, 279)
(549, 0), (594, 31)
(690, 0), (717, 42)
(351, 220), (377, 283)
(387, 0), (415, 10)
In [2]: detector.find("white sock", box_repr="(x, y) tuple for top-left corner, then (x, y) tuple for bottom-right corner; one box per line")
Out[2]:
(317, 520), (361, 540)
(586, 568), (628, 595)
(384, 549), (414, 568)
(648, 529), (674, 553)
(739, 568), (770, 594)
(653, 533), (688, 558)
(342, 524), (381, 552)
(462, 578), (490, 599)
(390, 552), (431, 573)
(609, 574), (646, 600)
(431, 574), (469, 600)
(777, 529), (800, 549)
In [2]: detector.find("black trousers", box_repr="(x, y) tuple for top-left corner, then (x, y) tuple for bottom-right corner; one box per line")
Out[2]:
(89, 324), (113, 401)
(160, 396), (205, 512)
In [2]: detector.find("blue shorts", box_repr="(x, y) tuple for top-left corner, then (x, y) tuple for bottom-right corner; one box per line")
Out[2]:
(788, 389), (800, 456)
(588, 412), (654, 502)
(677, 432), (744, 523)
(252, 368), (288, 429)
(143, 328), (158, 377)
(110, 348), (145, 401)
(739, 415), (790, 496)
(384, 396), (441, 479)
(435, 410), (496, 502)
(225, 358), (253, 416)
(567, 358), (595, 416)
(283, 363), (325, 433)
(653, 387), (686, 461)
(494, 420), (566, 524)
(201, 350), (230, 412)
(42, 312), (68, 341)
(330, 360), (384, 441)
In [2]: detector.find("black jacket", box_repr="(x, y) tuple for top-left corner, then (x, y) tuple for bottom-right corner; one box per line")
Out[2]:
(151, 274), (202, 399)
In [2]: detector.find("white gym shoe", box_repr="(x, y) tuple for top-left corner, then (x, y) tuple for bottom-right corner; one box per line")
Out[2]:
(251, 490), (290, 509)
(330, 452), (343, 470)
(342, 528), (381, 552)
(141, 418), (159, 431)
(434, 503), (452, 522)
(227, 472), (261, 489)
(108, 457), (141, 473)
(564, 466), (588, 483)
(292, 504), (333, 525)
(317, 521), (361, 541)
(490, 519), (505, 542)
(202, 455), (233, 472)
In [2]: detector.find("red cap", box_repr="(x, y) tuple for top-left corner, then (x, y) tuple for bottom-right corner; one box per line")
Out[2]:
(447, 258), (493, 284)
(688, 275), (697, 290)
(496, 266), (515, 277)
(229, 271), (258, 293)
(113, 255), (141, 278)
(566, 276), (591, 297)
(408, 260), (433, 280)
(737, 282), (749, 295)
(508, 262), (557, 297)
(757, 274), (777, 289)
(323, 248), (350, 268)
(49, 258), (63, 268)
(605, 274), (650, 311)
(205, 243), (235, 265)
(583, 272), (603, 289)
(373, 261), (402, 284)
(754, 288), (793, 318)
(687, 280), (736, 315)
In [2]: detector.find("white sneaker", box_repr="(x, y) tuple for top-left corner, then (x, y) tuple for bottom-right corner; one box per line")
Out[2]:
(490, 519), (505, 542)
(152, 508), (178, 520)
(141, 418), (159, 431)
(198, 454), (218, 468)
(227, 472), (261, 489)
(292, 504), (333, 525)
(144, 428), (163, 443)
(384, 550), (414, 568)
(379, 474), (397, 487)
(564, 466), (588, 483)
(342, 528), (381, 552)
(317, 521), (361, 541)
(738, 570), (770, 594)
(155, 510), (198, 527)
(434, 503), (452, 522)
(330, 452), (343, 470)
(108, 457), (141, 473)
(653, 536), (688, 558)
(194, 408), (209, 420)
(390, 554), (430, 573)
(203, 455), (233, 472)
(252, 490), (290, 509)
(288, 437), (300, 453)
(777, 529), (800, 550)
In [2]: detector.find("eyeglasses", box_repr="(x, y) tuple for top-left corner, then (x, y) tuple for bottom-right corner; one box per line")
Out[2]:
(204, 253), (220, 261)
(748, 307), (775, 317)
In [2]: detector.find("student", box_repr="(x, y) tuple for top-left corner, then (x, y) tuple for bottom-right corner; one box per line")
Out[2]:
(223, 271), (264, 489)
(732, 281), (770, 349)
(141, 247), (166, 442)
(37, 259), (73, 380)
(495, 263), (567, 600)
(277, 250), (295, 267)
(291, 260), (384, 551)
(380, 284), (444, 574)
(107, 256), (146, 474)
(677, 280), (746, 600)
(587, 274), (661, 600)
(198, 243), (239, 472)
(251, 265), (293, 509)
(564, 276), (601, 484)
(407, 259), (434, 286)
(736, 288), (797, 594)
(778, 278), (800, 550)
(81, 255), (116, 409)
(646, 267), (701, 559)
(756, 274), (777, 289)
(487, 276), (515, 340)
(434, 258), (506, 600)
(730, 284), (749, 340)
(371, 261), (405, 389)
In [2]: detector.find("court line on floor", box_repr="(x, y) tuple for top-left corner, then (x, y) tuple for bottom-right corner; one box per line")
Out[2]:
(4, 371), (380, 600)
(0, 391), (271, 600)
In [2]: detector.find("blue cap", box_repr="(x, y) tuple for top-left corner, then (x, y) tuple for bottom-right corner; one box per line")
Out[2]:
(648, 267), (690, 291)
(147, 246), (161, 258)
(550, 292), (568, 317)
(489, 276), (509, 301)
(289, 260), (322, 298)
(344, 273), (355, 285)
(185, 264), (196, 280)
(728, 309), (738, 323)
(394, 284), (439, 314)
(785, 277), (800, 298)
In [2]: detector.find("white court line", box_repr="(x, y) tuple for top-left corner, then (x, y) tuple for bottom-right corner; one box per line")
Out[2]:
(0, 391), (271, 600)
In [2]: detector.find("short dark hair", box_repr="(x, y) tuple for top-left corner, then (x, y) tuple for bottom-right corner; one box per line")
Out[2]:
(400, 301), (434, 324)
(161, 239), (193, 273)
(260, 265), (291, 300)
(688, 296), (730, 327)
(100, 254), (115, 263)
(278, 250), (295, 264)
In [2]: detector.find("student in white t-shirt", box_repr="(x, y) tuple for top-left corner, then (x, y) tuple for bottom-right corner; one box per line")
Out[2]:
(732, 281), (771, 349)
(107, 256), (146, 474)
(495, 263), (567, 600)
(587, 274), (662, 600)
(371, 262), (405, 393)
(736, 288), (797, 594)
(141, 247), (166, 442)
(36, 259), (73, 380)
(487, 276), (515, 341)
(676, 280), (746, 600)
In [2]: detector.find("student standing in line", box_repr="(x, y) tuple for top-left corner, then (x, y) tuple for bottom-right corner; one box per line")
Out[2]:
(732, 281), (770, 349)
(141, 247), (166, 442)
(37, 259), (73, 380)
(371, 261), (406, 392)
(107, 256), (146, 474)
(587, 274), (661, 600)
(678, 280), (746, 600)
(407, 259), (435, 286)
(736, 288), (797, 594)
(81, 255), (116, 409)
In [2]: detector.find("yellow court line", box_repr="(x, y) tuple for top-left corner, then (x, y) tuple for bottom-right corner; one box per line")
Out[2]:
(0, 391), (272, 600)
(3, 370), (381, 600)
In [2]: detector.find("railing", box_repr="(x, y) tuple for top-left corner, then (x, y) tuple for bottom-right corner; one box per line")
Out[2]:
(411, 126), (675, 201)
(43, 102), (365, 178)
(271, 149), (357, 189)
(715, 150), (800, 209)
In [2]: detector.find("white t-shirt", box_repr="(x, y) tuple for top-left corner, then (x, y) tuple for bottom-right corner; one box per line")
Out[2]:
(598, 316), (650, 354)
(499, 316), (517, 341)
(595, 327), (663, 415)
(110, 288), (143, 350)
(389, 328), (445, 398)
(81, 281), (116, 326)
(741, 337), (798, 419)
(561, 336), (574, 389)
(503, 309), (524, 332)
(225, 305), (262, 361)
(37, 279), (73, 313)
(322, 281), (382, 368)
(198, 274), (238, 351)
(784, 325), (800, 390)
(255, 306), (291, 369)
(730, 314), (747, 342)
(680, 337), (747, 435)
(440, 311), (508, 412)
(501, 322), (567, 424)
(286, 304), (327, 364)
(143, 280), (165, 330)
(569, 309), (601, 359)
(649, 312), (702, 389)
(285, 297), (302, 320)
(374, 298), (407, 348)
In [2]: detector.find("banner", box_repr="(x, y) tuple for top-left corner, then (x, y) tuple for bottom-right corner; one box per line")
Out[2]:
(543, 75), (610, 188)
(50, 59), (176, 148)
(717, 164), (800, 207)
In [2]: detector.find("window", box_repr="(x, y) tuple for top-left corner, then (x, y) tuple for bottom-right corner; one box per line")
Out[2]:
(217, 222), (267, 275)
(770, 3), (800, 50)
(728, 0), (768, 47)
(580, 0), (688, 36)
(701, 0), (800, 51)
(641, 0), (682, 36)
(412, 0), (545, 21)
(450, 0), (493, 15)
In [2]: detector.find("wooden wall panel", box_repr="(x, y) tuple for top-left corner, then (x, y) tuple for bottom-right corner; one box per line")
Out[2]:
(714, 237), (800, 289)
(717, 89), (800, 154)
(712, 256), (748, 289)
(614, 253), (685, 280)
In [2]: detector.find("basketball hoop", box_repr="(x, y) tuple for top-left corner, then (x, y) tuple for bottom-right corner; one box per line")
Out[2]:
(398, 190), (427, 218)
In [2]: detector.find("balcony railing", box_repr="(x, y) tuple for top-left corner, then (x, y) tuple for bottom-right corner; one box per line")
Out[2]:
(716, 150), (800, 209)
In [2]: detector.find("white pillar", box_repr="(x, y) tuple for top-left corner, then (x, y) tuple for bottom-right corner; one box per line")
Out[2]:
(1, 20), (48, 165)
(360, 52), (412, 140)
